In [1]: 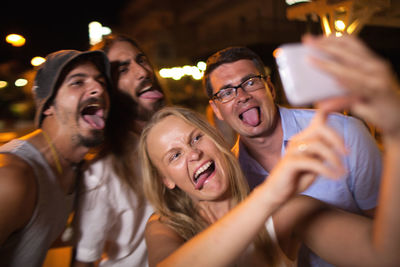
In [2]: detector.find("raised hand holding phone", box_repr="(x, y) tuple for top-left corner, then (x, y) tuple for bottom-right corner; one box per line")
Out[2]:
(302, 34), (400, 138)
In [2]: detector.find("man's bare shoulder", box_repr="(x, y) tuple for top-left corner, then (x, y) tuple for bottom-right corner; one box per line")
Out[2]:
(0, 153), (36, 186)
(0, 153), (37, 234)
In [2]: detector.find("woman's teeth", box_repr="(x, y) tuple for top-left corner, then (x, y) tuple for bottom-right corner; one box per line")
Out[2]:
(194, 161), (212, 182)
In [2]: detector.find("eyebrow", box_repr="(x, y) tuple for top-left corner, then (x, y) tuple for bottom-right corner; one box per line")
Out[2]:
(65, 73), (89, 82)
(65, 72), (106, 84)
(114, 53), (147, 68)
(118, 60), (130, 68)
(135, 52), (146, 61)
(161, 128), (197, 162)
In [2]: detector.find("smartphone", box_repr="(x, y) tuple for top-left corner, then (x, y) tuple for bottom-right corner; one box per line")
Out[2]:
(274, 43), (346, 106)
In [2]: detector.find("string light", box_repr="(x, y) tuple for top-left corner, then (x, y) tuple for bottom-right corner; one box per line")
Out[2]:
(159, 61), (206, 80)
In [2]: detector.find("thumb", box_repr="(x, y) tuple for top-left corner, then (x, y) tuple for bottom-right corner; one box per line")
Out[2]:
(311, 109), (329, 127)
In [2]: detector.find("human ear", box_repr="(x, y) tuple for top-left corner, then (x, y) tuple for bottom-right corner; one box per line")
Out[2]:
(266, 76), (276, 100)
(209, 100), (224, 121)
(162, 176), (176, 189)
(43, 105), (54, 116)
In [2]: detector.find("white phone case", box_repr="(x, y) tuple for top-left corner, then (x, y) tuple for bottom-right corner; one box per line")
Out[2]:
(275, 43), (345, 106)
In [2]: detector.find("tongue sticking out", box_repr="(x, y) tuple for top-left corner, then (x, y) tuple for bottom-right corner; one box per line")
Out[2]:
(83, 115), (105, 129)
(140, 90), (163, 100)
(194, 162), (215, 190)
(241, 108), (260, 126)
(195, 174), (208, 190)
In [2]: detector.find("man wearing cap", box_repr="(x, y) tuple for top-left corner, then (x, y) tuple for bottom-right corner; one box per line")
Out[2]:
(0, 49), (111, 267)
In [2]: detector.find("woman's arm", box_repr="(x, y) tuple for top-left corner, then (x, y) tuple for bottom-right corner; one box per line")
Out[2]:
(145, 182), (287, 267)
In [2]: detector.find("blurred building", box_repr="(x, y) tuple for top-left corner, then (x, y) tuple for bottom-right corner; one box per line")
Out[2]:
(114, 0), (400, 111)
(116, 0), (307, 109)
(119, 0), (304, 65)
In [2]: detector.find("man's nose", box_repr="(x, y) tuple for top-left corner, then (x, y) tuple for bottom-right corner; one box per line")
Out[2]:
(235, 86), (251, 103)
(88, 79), (106, 97)
(133, 62), (151, 81)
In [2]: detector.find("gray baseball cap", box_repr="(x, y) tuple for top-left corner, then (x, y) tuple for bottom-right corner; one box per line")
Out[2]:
(32, 49), (112, 128)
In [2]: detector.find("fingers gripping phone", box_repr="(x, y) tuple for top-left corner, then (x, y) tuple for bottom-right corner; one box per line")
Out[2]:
(274, 43), (346, 106)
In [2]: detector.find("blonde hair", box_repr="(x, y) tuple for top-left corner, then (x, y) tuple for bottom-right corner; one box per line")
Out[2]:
(139, 106), (277, 264)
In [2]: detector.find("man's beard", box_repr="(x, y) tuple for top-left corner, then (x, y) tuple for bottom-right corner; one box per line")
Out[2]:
(77, 130), (105, 148)
(136, 97), (166, 121)
(135, 78), (166, 121)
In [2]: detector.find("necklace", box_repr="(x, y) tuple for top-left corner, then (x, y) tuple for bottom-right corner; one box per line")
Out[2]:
(41, 130), (63, 175)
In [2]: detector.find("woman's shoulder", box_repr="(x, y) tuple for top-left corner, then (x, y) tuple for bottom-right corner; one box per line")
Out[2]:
(146, 213), (185, 242)
(145, 213), (186, 266)
(146, 214), (169, 231)
(147, 213), (161, 226)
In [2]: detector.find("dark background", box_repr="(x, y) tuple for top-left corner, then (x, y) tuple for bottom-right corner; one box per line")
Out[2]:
(0, 0), (129, 68)
(0, 0), (399, 133)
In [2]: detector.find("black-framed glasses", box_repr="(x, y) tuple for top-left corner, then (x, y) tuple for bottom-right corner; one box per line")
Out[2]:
(212, 75), (266, 103)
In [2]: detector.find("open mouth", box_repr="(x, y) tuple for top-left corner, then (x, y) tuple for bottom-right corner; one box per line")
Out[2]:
(137, 86), (164, 100)
(193, 160), (216, 190)
(81, 103), (106, 130)
(239, 107), (261, 127)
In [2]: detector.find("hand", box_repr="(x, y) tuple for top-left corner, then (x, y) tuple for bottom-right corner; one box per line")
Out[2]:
(303, 34), (400, 138)
(262, 111), (347, 205)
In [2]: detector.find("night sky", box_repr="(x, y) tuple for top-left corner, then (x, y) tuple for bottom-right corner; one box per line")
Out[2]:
(0, 0), (129, 70)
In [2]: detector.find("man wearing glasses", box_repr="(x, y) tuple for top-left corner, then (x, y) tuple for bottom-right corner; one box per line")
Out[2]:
(203, 46), (382, 267)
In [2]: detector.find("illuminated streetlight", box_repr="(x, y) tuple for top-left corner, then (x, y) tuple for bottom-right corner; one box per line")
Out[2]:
(0, 81), (8, 89)
(31, 56), (46, 66)
(286, 0), (389, 36)
(159, 62), (205, 80)
(197, 61), (207, 71)
(6, 34), (26, 47)
(192, 68), (203, 80)
(286, 0), (311, 5)
(89, 21), (112, 45)
(15, 79), (28, 87)
(171, 67), (184, 80)
(335, 20), (346, 31)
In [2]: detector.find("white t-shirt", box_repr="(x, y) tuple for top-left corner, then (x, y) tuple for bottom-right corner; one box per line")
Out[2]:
(74, 156), (154, 267)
